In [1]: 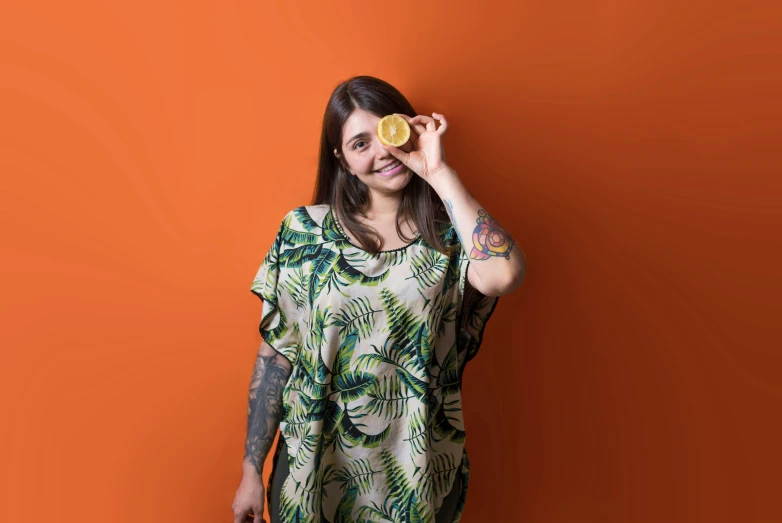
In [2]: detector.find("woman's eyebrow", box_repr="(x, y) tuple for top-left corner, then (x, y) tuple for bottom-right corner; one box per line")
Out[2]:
(345, 131), (371, 145)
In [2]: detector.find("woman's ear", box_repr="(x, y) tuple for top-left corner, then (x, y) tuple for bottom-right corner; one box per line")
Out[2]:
(334, 149), (354, 176)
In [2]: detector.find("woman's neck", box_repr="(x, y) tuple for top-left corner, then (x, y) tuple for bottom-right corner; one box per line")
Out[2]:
(366, 190), (403, 219)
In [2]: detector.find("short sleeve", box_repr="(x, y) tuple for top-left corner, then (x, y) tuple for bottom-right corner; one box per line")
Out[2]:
(457, 250), (500, 363)
(250, 211), (302, 367)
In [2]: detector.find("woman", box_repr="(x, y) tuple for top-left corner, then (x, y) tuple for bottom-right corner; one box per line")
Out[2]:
(232, 76), (526, 523)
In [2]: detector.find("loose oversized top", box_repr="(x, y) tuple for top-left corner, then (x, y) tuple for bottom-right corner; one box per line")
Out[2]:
(250, 204), (499, 523)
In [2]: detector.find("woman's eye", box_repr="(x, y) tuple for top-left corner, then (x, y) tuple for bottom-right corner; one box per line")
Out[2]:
(354, 141), (366, 150)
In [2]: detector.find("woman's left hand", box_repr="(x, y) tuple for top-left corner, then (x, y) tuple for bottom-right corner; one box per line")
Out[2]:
(383, 112), (451, 181)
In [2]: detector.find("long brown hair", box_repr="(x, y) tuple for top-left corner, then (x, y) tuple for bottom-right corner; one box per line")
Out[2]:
(310, 75), (459, 257)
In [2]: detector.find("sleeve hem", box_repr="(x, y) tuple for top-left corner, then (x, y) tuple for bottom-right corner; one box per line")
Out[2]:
(260, 330), (297, 370)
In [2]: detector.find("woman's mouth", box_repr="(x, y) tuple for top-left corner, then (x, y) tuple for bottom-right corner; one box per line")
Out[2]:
(375, 161), (404, 176)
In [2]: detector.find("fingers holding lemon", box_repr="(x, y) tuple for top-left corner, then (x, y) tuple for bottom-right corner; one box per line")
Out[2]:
(378, 112), (450, 180)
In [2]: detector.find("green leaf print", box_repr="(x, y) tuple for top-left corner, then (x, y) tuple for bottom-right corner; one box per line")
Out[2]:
(356, 499), (396, 522)
(281, 227), (320, 248)
(320, 206), (346, 243)
(380, 448), (413, 504)
(432, 400), (466, 444)
(403, 490), (427, 523)
(354, 342), (428, 400)
(408, 249), (449, 290)
(306, 304), (333, 356)
(333, 371), (376, 402)
(331, 297), (379, 342)
(288, 435), (325, 517)
(331, 329), (357, 377)
(405, 410), (430, 456)
(291, 426), (319, 472)
(323, 400), (343, 431)
(307, 251), (390, 305)
(437, 301), (457, 338)
(305, 429), (326, 492)
(308, 248), (340, 303)
(417, 452), (459, 503)
(396, 368), (427, 399)
(284, 400), (310, 440)
(369, 449), (422, 521)
(379, 288), (434, 375)
(410, 322), (434, 377)
(316, 347), (333, 385)
(293, 207), (320, 232)
(335, 252), (390, 286)
(338, 406), (391, 449)
(282, 267), (308, 309)
(332, 459), (380, 495)
(376, 248), (411, 266)
(333, 485), (359, 523)
(311, 398), (387, 457)
(437, 343), (461, 396)
(279, 242), (325, 267)
(263, 306), (290, 344)
(354, 342), (404, 373)
(363, 374), (416, 420)
(279, 486), (315, 523)
(294, 350), (330, 400)
(341, 246), (411, 270)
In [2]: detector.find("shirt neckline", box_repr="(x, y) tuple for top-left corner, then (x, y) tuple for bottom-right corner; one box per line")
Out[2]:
(329, 206), (422, 254)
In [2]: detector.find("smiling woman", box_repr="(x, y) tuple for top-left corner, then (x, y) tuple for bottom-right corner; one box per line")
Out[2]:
(312, 77), (453, 256)
(329, 105), (421, 228)
(233, 75), (519, 523)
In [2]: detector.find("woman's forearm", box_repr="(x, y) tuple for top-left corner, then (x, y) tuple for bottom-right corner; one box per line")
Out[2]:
(243, 342), (292, 477)
(429, 166), (526, 296)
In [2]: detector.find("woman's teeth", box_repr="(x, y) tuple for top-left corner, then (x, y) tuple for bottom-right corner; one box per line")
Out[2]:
(377, 161), (401, 173)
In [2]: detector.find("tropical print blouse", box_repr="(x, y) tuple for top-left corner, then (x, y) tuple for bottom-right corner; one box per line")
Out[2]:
(250, 204), (499, 523)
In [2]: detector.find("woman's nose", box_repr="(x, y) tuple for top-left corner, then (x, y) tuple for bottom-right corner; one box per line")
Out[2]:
(373, 136), (393, 158)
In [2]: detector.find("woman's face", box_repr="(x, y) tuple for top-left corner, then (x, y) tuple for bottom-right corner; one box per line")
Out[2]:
(336, 108), (414, 195)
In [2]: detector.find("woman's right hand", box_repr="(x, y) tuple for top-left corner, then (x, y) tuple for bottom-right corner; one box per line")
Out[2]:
(232, 475), (266, 523)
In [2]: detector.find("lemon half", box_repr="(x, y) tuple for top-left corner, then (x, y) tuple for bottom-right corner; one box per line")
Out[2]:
(377, 114), (411, 147)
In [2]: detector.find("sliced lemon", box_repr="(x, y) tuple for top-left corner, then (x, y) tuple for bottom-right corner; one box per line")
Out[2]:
(377, 114), (411, 147)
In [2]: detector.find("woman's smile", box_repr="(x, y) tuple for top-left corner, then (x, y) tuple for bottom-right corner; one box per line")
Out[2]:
(375, 160), (404, 176)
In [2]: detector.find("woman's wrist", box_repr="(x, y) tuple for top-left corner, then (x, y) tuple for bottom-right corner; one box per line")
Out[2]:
(241, 460), (264, 481)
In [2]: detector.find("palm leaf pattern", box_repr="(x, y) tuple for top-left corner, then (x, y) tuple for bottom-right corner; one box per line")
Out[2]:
(283, 267), (308, 309)
(362, 373), (415, 420)
(407, 249), (450, 311)
(330, 296), (378, 342)
(250, 205), (500, 523)
(330, 458), (380, 495)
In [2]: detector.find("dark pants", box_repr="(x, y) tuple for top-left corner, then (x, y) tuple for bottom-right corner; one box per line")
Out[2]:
(268, 436), (463, 523)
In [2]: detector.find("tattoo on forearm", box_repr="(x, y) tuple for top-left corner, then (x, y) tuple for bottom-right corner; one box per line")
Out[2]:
(469, 208), (515, 260)
(244, 351), (290, 475)
(444, 199), (516, 260)
(444, 199), (467, 249)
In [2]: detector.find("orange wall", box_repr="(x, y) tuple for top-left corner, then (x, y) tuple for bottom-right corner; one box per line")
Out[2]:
(2, 1), (780, 522)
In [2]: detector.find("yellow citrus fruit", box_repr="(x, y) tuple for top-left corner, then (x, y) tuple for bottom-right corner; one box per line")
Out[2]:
(377, 114), (411, 147)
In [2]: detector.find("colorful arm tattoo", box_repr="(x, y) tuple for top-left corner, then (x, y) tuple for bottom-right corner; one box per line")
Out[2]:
(445, 199), (515, 261)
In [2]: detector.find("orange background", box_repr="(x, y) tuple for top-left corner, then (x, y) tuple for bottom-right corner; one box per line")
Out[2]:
(2, 1), (780, 522)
